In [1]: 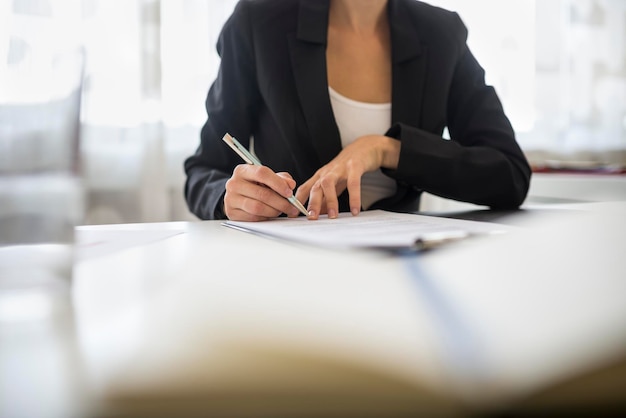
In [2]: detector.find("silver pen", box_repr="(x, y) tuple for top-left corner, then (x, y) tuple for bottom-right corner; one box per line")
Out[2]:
(222, 133), (309, 216)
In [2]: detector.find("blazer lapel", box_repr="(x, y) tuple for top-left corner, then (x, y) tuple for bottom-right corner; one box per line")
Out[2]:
(388, 0), (426, 128)
(288, 0), (341, 166)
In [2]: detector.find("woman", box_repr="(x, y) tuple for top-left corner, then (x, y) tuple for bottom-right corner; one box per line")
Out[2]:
(184, 0), (531, 221)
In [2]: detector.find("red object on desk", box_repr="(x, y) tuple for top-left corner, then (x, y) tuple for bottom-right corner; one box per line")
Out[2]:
(532, 162), (626, 175)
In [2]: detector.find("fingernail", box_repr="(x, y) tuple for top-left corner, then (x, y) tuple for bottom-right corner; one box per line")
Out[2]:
(285, 188), (293, 197)
(328, 209), (337, 219)
(351, 208), (359, 216)
(308, 210), (316, 218)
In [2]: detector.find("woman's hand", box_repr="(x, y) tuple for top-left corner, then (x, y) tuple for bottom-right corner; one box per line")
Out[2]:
(224, 164), (301, 221)
(296, 135), (400, 220)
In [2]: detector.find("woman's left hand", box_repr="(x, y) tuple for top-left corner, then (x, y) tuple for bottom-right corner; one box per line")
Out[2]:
(296, 134), (400, 220)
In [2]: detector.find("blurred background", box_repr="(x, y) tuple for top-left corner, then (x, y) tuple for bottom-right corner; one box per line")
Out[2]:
(2, 0), (625, 224)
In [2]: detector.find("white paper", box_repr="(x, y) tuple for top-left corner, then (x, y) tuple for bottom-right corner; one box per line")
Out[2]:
(225, 210), (512, 249)
(75, 224), (187, 261)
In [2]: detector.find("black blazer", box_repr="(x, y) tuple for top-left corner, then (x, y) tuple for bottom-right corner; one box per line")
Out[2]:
(184, 0), (532, 220)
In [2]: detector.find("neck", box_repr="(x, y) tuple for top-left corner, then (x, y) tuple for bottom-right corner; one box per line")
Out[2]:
(329, 0), (388, 34)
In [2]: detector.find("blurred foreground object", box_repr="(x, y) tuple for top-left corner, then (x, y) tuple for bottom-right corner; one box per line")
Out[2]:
(0, 36), (86, 418)
(71, 203), (626, 417)
(0, 43), (85, 303)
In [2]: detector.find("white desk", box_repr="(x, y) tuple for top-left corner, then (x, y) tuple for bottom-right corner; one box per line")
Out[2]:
(2, 203), (626, 417)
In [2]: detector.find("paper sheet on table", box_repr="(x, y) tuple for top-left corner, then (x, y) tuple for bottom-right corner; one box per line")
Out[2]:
(75, 224), (186, 261)
(224, 210), (512, 249)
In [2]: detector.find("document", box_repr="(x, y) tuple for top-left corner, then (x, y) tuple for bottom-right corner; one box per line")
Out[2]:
(225, 210), (512, 250)
(75, 223), (186, 261)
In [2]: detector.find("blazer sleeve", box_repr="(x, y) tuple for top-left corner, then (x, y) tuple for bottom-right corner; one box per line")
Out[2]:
(386, 14), (531, 209)
(184, 0), (260, 220)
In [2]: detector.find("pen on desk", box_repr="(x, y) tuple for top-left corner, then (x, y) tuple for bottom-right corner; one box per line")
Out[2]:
(222, 133), (309, 217)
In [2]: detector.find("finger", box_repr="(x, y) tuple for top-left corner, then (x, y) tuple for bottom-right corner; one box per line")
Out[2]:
(225, 208), (269, 222)
(275, 172), (301, 217)
(276, 172), (297, 191)
(224, 188), (282, 220)
(232, 165), (300, 217)
(346, 171), (362, 216)
(306, 182), (324, 220)
(240, 190), (293, 218)
(245, 182), (297, 217)
(234, 164), (294, 198)
(320, 175), (339, 219)
(225, 178), (295, 219)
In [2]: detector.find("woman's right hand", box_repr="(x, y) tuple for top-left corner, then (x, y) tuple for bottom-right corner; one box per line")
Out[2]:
(224, 164), (301, 221)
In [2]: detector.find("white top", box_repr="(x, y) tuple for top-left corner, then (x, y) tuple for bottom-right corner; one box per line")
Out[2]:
(328, 86), (397, 210)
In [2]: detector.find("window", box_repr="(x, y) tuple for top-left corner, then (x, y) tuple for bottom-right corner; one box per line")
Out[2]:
(3, 0), (624, 223)
(426, 0), (626, 167)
